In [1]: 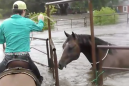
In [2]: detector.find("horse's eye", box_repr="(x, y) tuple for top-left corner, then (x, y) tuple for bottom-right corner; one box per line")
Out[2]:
(62, 44), (65, 49)
(69, 45), (74, 50)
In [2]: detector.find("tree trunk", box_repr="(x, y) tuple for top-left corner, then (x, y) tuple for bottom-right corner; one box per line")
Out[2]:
(59, 3), (69, 15)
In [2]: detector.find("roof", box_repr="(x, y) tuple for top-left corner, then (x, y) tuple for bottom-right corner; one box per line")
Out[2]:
(46, 0), (83, 5)
(113, 0), (129, 6)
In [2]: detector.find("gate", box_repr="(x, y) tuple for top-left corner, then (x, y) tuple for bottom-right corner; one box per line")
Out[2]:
(46, 0), (96, 85)
(30, 36), (59, 86)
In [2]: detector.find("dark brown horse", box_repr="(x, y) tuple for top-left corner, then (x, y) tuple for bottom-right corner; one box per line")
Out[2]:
(58, 31), (129, 75)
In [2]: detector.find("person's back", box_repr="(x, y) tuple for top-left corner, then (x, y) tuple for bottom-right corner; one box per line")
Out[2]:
(0, 0), (44, 83)
(2, 15), (42, 52)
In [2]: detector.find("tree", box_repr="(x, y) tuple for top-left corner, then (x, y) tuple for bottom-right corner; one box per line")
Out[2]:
(0, 0), (120, 17)
(58, 3), (69, 15)
(0, 0), (46, 17)
(70, 0), (88, 13)
(92, 0), (119, 10)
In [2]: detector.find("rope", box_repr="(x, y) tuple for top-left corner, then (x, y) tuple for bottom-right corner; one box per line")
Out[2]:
(33, 60), (48, 67)
(30, 15), (55, 24)
(91, 71), (104, 86)
(30, 14), (58, 42)
(91, 45), (110, 64)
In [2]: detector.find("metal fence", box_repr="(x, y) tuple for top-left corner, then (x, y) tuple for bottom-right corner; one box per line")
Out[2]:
(30, 36), (59, 86)
(54, 12), (129, 29)
(55, 17), (87, 28)
(30, 37), (50, 66)
(97, 45), (129, 86)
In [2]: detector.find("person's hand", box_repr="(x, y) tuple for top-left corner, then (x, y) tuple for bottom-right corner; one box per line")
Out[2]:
(38, 14), (44, 21)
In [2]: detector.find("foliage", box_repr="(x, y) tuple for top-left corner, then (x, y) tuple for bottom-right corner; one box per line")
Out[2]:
(0, 0), (47, 17)
(29, 5), (57, 31)
(92, 0), (119, 10)
(93, 7), (119, 25)
(0, 14), (3, 19)
(0, 9), (3, 19)
(71, 0), (88, 12)
(0, 0), (120, 16)
(71, 1), (87, 8)
(70, 0), (119, 13)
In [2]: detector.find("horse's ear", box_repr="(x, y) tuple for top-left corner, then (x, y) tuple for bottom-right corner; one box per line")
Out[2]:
(72, 32), (76, 39)
(64, 31), (70, 37)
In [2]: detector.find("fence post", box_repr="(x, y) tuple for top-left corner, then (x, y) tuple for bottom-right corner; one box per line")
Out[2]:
(84, 17), (85, 27)
(46, 39), (50, 67)
(114, 14), (115, 23)
(88, 0), (97, 84)
(71, 19), (72, 28)
(56, 21), (58, 30)
(99, 16), (101, 25)
(84, 17), (87, 27)
(127, 13), (128, 23)
(50, 44), (55, 78)
(98, 48), (103, 86)
(53, 50), (59, 86)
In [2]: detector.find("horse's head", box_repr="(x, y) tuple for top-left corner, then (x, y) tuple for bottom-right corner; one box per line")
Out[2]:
(58, 31), (111, 70)
(58, 31), (81, 70)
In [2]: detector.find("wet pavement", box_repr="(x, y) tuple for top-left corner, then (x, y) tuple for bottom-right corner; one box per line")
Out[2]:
(1, 14), (129, 86)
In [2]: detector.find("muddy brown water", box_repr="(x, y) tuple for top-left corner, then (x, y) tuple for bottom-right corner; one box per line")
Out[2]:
(1, 14), (129, 86)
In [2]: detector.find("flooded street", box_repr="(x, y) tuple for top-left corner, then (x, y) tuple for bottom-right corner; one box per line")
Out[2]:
(1, 14), (129, 86)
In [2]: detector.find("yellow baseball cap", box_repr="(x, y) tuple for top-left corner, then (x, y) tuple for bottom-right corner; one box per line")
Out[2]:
(13, 1), (27, 10)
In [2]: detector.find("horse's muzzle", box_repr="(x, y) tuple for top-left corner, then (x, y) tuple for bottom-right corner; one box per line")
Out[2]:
(58, 63), (65, 70)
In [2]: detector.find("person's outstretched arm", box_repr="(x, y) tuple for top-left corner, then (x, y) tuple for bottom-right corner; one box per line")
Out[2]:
(30, 14), (45, 32)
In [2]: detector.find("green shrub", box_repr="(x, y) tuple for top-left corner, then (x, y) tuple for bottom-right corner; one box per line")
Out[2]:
(29, 5), (57, 31)
(0, 9), (3, 19)
(93, 7), (119, 25)
(0, 14), (3, 19)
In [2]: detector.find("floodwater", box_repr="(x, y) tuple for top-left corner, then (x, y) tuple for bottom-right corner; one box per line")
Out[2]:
(1, 14), (129, 86)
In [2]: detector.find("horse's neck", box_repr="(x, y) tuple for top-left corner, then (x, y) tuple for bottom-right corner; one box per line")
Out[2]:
(81, 45), (93, 63)
(79, 36), (109, 63)
(79, 39), (93, 62)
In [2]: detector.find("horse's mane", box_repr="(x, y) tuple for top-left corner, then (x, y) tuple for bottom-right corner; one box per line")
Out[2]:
(75, 34), (114, 55)
(76, 34), (111, 45)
